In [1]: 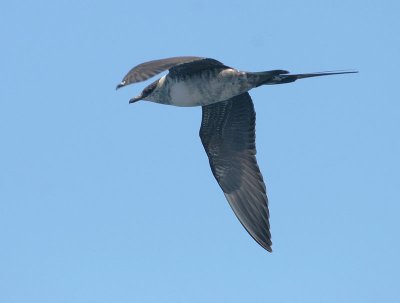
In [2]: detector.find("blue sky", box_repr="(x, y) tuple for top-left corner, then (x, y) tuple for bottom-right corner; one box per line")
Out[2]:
(1, 0), (399, 302)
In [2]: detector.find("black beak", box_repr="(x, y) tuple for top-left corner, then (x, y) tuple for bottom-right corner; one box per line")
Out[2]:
(116, 81), (125, 90)
(129, 95), (143, 104)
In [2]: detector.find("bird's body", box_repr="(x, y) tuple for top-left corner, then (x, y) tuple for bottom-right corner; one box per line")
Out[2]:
(116, 56), (356, 252)
(151, 69), (250, 106)
(141, 63), (270, 107)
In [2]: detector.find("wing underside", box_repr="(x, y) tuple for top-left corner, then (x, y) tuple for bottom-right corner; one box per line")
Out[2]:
(200, 93), (271, 251)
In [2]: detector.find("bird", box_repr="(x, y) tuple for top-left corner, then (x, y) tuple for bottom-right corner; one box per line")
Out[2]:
(116, 56), (356, 252)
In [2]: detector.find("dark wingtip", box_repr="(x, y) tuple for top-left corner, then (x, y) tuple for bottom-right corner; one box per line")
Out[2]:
(260, 240), (273, 252)
(262, 244), (273, 253)
(251, 232), (272, 252)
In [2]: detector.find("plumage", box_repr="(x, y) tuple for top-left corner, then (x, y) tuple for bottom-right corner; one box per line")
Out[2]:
(116, 56), (203, 88)
(116, 56), (357, 252)
(168, 58), (229, 78)
(200, 93), (271, 251)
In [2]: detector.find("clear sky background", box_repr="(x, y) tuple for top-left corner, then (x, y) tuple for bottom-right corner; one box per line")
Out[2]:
(1, 1), (399, 302)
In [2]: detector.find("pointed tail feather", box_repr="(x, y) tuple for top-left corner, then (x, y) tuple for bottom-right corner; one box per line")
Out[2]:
(266, 70), (358, 85)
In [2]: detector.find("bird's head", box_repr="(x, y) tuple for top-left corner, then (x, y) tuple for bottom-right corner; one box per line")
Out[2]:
(116, 79), (159, 104)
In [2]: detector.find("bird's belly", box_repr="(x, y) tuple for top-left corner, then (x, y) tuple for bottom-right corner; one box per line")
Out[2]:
(169, 82), (205, 106)
(168, 70), (250, 107)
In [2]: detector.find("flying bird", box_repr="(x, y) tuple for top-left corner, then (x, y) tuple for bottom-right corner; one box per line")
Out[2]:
(116, 56), (356, 252)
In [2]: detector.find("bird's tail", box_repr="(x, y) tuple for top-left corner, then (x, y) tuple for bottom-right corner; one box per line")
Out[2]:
(253, 70), (358, 86)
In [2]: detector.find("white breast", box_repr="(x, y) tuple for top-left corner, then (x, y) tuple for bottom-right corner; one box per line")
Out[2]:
(169, 81), (204, 107)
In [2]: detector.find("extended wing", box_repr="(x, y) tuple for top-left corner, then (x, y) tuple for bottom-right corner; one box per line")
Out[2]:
(116, 56), (203, 89)
(200, 92), (271, 251)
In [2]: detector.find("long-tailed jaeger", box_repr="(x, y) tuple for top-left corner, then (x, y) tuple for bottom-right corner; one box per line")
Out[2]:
(116, 56), (356, 252)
